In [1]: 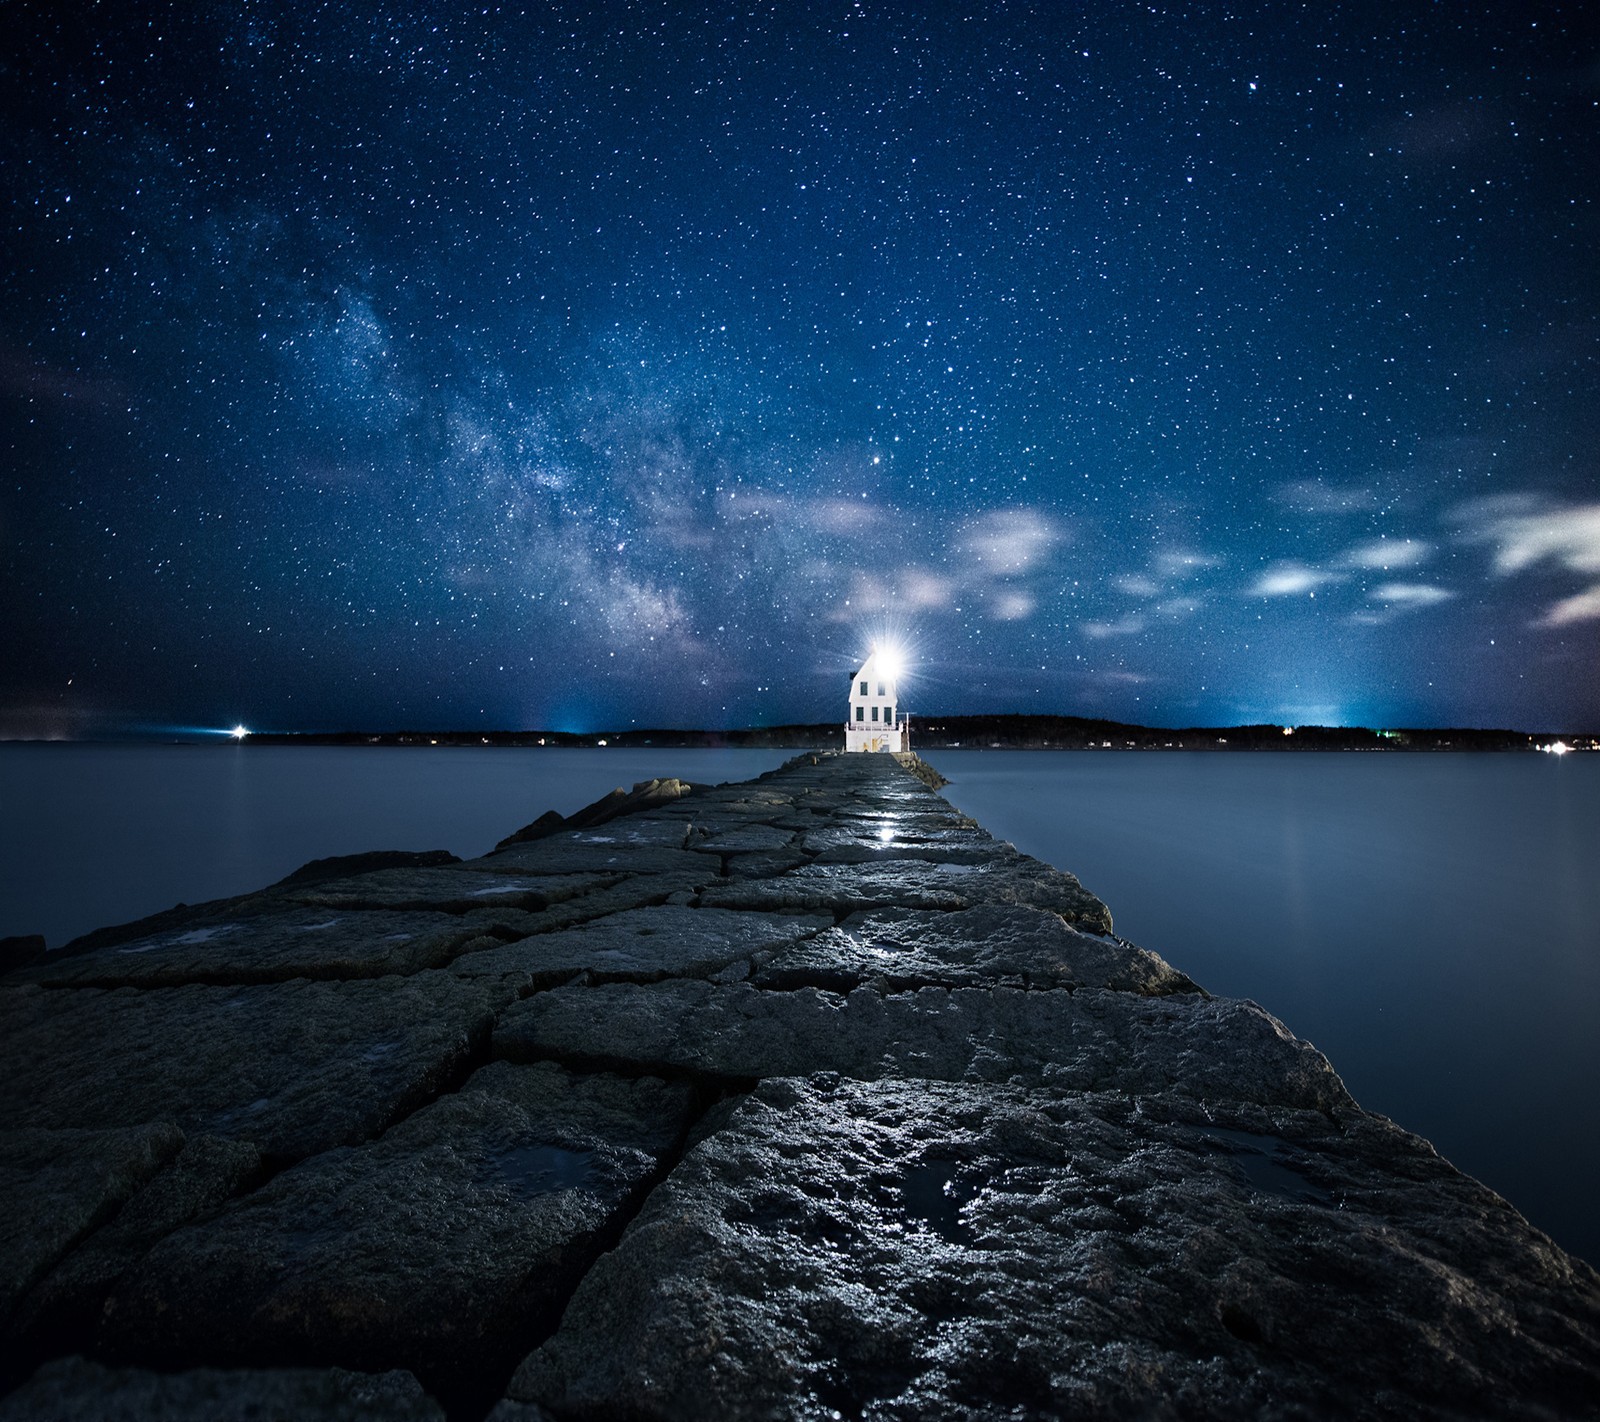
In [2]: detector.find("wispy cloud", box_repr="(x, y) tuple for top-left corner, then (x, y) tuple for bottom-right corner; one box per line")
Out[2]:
(960, 508), (1064, 576)
(1480, 502), (1600, 576)
(1542, 585), (1600, 627)
(899, 569), (956, 610)
(1372, 582), (1454, 608)
(1462, 497), (1600, 626)
(1250, 562), (1339, 597)
(1344, 537), (1431, 570)
(992, 591), (1036, 621)
(1082, 613), (1146, 639)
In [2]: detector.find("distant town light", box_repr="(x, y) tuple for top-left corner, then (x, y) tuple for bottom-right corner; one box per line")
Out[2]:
(1545, 740), (1572, 756)
(230, 724), (249, 740)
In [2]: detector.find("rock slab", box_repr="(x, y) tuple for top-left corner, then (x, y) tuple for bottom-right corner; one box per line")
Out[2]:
(511, 1075), (1600, 1421)
(103, 1061), (696, 1412)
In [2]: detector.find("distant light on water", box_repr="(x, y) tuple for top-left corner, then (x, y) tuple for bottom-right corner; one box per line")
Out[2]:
(145, 725), (258, 740)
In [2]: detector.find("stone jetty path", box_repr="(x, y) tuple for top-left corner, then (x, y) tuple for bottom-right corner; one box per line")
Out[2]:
(2, 752), (1597, 1419)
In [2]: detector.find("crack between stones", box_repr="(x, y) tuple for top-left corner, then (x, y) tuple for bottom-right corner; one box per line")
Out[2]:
(447, 1068), (751, 1422)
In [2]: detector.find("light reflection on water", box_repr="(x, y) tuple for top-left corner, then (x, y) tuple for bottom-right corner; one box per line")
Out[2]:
(933, 749), (1600, 1269)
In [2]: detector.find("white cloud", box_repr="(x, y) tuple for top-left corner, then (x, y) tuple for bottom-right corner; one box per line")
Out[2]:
(992, 591), (1035, 621)
(960, 508), (1063, 576)
(1250, 562), (1338, 597)
(1481, 502), (1600, 577)
(1344, 537), (1431, 570)
(803, 497), (889, 537)
(1459, 497), (1600, 626)
(900, 569), (955, 610)
(1082, 614), (1146, 639)
(1540, 584), (1600, 627)
(1371, 582), (1454, 608)
(1113, 574), (1161, 597)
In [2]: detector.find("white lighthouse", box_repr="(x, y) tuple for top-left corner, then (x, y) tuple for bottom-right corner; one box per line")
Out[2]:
(845, 647), (909, 753)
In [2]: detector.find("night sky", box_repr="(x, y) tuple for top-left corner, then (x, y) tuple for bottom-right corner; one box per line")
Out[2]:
(3, 1), (1597, 737)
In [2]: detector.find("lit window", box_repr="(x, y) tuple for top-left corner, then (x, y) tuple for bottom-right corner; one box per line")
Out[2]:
(877, 681), (885, 696)
(856, 706), (865, 721)
(871, 706), (879, 721)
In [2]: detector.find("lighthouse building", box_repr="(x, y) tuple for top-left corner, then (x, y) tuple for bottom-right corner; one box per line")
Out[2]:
(845, 650), (909, 753)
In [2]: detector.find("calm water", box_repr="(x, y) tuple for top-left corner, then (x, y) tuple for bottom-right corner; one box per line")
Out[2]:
(2, 744), (1597, 1266)
(935, 750), (1600, 1269)
(0, 746), (792, 948)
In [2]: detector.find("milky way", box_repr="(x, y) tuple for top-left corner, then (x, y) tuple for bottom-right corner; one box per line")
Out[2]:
(3, 1), (1597, 734)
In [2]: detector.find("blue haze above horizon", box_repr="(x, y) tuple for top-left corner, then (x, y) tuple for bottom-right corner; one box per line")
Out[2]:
(2, 1), (1597, 736)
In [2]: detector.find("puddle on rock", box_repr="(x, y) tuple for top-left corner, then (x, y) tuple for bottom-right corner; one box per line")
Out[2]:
(1196, 1126), (1332, 1203)
(479, 1143), (596, 1198)
(902, 1158), (979, 1246)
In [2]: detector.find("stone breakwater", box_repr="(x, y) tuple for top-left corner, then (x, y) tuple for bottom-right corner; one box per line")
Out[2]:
(1, 752), (1597, 1421)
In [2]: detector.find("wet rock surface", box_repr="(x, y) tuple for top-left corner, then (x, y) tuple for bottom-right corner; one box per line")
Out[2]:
(0, 973), (510, 1159)
(699, 854), (1113, 931)
(3, 750), (1597, 1419)
(281, 866), (623, 914)
(493, 978), (1353, 1109)
(102, 1062), (695, 1414)
(20, 908), (481, 988)
(510, 1077), (1600, 1422)
(757, 903), (1195, 994)
(450, 906), (831, 989)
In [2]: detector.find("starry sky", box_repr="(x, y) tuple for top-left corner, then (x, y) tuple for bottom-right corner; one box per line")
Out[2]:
(3, 1), (1597, 737)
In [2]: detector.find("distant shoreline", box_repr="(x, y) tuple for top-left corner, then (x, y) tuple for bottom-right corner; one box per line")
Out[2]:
(25, 714), (1583, 752)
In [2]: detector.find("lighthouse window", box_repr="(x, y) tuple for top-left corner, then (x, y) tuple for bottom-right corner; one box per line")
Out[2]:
(871, 705), (879, 721)
(860, 680), (868, 696)
(856, 706), (865, 721)
(877, 681), (885, 696)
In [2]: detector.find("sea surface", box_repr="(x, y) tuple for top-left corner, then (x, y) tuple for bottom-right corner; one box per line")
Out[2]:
(2, 743), (1597, 1266)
